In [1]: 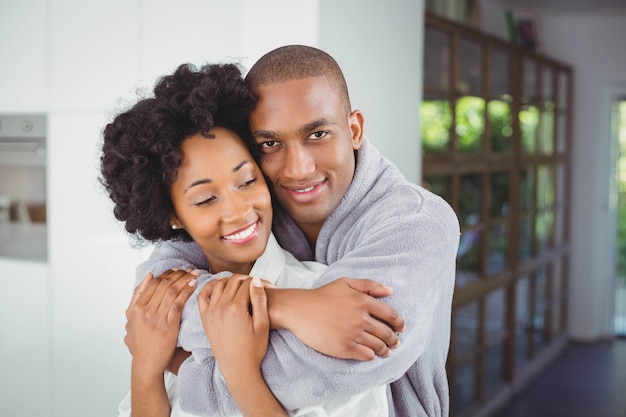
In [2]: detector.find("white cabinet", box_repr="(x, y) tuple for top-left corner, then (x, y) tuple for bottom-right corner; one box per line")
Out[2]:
(0, 259), (50, 417)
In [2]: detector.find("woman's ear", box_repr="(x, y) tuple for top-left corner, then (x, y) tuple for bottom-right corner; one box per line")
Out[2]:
(170, 216), (182, 230)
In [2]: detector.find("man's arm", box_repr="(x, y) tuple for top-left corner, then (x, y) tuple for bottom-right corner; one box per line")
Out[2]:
(170, 189), (460, 414)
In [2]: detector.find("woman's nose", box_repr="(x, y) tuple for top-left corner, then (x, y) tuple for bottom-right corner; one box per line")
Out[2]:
(221, 192), (253, 222)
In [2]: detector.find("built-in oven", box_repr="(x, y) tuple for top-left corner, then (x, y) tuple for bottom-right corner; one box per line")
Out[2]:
(0, 114), (47, 261)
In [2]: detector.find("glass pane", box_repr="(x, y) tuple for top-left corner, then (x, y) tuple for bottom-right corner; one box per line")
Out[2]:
(490, 172), (510, 218)
(490, 48), (510, 99)
(488, 223), (508, 275)
(537, 165), (554, 209)
(519, 215), (533, 260)
(457, 228), (481, 286)
(539, 103), (555, 154)
(554, 208), (565, 245)
(488, 100), (513, 152)
(456, 96), (485, 153)
(421, 97), (452, 154)
(556, 113), (567, 154)
(522, 58), (537, 104)
(453, 361), (476, 412)
(454, 301), (479, 360)
(486, 287), (506, 341)
(423, 175), (450, 201)
(520, 168), (535, 212)
(535, 210), (554, 253)
(459, 173), (482, 225)
(552, 259), (563, 335)
(484, 342), (504, 395)
(520, 105), (539, 153)
(542, 66), (554, 102)
(557, 71), (569, 111)
(424, 27), (450, 89)
(533, 269), (548, 351)
(458, 39), (482, 95)
(515, 276), (530, 371)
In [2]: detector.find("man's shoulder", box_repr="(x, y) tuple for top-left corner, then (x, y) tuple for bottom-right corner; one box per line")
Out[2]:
(359, 181), (459, 234)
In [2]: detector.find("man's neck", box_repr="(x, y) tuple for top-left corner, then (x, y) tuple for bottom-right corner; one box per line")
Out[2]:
(296, 222), (321, 254)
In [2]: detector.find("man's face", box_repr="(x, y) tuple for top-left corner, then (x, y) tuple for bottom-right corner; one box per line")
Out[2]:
(249, 76), (364, 238)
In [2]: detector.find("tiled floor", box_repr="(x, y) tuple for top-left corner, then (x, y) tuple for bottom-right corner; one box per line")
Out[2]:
(495, 339), (626, 417)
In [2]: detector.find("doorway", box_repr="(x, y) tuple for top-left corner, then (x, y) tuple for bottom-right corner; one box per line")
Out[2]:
(614, 97), (626, 336)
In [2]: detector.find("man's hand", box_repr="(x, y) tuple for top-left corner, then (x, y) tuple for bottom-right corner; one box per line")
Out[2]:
(267, 277), (405, 361)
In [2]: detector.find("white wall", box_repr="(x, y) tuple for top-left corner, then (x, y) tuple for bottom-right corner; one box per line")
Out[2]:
(319, 0), (424, 184)
(481, 0), (626, 340)
(0, 1), (424, 416)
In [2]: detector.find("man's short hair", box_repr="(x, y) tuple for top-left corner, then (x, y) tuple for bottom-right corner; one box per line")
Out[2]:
(245, 45), (352, 114)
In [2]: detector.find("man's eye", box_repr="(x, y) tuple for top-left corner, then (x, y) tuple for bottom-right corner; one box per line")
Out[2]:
(308, 131), (327, 140)
(260, 140), (278, 148)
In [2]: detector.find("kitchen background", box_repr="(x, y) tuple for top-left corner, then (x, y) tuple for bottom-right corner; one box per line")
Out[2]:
(0, 1), (423, 416)
(3, 0), (625, 416)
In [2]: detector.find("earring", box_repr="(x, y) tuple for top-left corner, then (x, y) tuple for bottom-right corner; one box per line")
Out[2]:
(171, 224), (179, 230)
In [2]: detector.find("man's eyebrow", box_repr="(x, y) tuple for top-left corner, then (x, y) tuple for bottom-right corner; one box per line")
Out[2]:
(300, 118), (333, 135)
(252, 130), (277, 140)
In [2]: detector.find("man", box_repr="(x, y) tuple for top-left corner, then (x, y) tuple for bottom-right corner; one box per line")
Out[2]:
(131, 45), (460, 416)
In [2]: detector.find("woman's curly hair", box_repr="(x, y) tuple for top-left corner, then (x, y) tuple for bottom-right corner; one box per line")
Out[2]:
(100, 63), (257, 243)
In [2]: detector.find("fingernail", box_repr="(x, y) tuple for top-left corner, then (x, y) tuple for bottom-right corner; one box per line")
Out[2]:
(171, 267), (179, 271)
(252, 276), (262, 288)
(190, 269), (200, 276)
(188, 279), (197, 287)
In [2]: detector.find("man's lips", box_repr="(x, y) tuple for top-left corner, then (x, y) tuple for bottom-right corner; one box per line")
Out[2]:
(282, 181), (325, 203)
(222, 221), (259, 244)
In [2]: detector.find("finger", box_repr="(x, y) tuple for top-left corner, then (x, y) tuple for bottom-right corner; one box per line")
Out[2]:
(358, 293), (405, 333)
(353, 328), (395, 358)
(359, 306), (403, 348)
(345, 278), (394, 298)
(165, 277), (197, 324)
(126, 272), (153, 319)
(198, 279), (219, 309)
(138, 269), (190, 316)
(249, 277), (269, 333)
(221, 274), (249, 302)
(155, 270), (198, 316)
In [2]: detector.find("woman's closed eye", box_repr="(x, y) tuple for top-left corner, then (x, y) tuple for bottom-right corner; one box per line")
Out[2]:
(194, 195), (216, 206)
(240, 177), (257, 188)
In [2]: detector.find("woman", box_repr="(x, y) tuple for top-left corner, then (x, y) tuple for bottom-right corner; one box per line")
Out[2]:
(100, 63), (388, 417)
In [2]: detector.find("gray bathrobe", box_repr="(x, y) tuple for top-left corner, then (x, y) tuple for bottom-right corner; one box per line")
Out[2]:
(136, 137), (460, 417)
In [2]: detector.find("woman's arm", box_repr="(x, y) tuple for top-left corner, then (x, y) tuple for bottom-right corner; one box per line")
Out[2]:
(198, 275), (287, 417)
(124, 269), (197, 417)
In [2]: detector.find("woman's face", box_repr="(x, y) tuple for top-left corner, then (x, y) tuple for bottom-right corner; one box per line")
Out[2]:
(169, 128), (272, 275)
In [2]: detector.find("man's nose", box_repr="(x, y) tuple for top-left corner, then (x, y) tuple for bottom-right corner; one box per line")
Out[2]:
(283, 145), (315, 180)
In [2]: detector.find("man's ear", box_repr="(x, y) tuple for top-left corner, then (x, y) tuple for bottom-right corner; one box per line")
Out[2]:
(349, 109), (365, 150)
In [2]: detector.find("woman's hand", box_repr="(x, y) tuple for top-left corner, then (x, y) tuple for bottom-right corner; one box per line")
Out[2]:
(198, 274), (270, 376)
(125, 269), (197, 379)
(198, 274), (286, 417)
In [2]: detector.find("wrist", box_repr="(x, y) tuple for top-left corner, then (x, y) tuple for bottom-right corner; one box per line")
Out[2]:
(266, 288), (288, 330)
